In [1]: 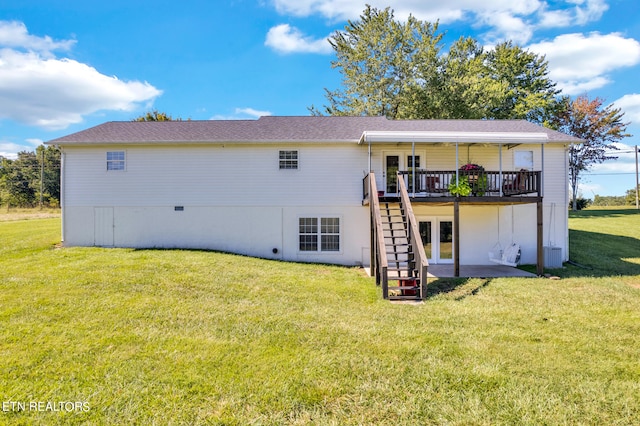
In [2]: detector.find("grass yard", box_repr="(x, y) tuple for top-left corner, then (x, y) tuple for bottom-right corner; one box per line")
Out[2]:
(0, 209), (639, 425)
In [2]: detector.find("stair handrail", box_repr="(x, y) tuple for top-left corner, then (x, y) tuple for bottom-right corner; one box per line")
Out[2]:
(397, 172), (429, 298)
(368, 172), (389, 297)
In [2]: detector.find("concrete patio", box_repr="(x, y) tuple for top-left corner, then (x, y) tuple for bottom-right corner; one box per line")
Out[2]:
(426, 264), (537, 278)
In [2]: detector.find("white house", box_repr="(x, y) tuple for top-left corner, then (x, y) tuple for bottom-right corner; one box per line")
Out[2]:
(48, 116), (579, 298)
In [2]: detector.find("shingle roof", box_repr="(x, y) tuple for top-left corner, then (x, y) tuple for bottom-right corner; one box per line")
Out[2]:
(47, 116), (581, 145)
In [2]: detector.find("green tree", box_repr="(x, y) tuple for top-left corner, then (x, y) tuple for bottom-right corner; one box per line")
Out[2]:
(0, 151), (39, 207)
(550, 95), (630, 210)
(133, 110), (178, 121)
(312, 5), (444, 118)
(314, 5), (560, 122)
(435, 37), (496, 119)
(483, 41), (560, 123)
(36, 145), (61, 206)
(626, 187), (638, 206)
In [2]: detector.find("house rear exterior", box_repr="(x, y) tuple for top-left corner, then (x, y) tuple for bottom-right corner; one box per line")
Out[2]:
(48, 116), (579, 279)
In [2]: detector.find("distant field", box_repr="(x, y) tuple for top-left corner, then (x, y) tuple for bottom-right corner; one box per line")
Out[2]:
(0, 207), (60, 222)
(0, 208), (638, 425)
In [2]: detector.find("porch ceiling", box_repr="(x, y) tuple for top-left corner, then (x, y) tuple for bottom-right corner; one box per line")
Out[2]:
(358, 131), (549, 145)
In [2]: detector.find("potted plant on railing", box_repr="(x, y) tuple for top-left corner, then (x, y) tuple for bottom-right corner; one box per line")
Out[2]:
(459, 163), (487, 196)
(448, 175), (472, 197)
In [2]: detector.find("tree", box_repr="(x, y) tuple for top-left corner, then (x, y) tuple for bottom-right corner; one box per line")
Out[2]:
(626, 187), (638, 206)
(0, 151), (39, 207)
(313, 5), (560, 122)
(133, 110), (178, 121)
(550, 95), (630, 210)
(483, 41), (560, 123)
(36, 145), (61, 206)
(312, 5), (444, 118)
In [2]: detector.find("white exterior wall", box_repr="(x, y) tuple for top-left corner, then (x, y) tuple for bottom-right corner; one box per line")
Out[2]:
(61, 143), (370, 266)
(60, 139), (569, 268)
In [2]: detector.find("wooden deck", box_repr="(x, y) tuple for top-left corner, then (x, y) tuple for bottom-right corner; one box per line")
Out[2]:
(363, 170), (542, 203)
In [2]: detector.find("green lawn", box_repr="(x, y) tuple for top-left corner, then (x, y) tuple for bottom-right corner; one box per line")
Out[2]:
(0, 210), (639, 425)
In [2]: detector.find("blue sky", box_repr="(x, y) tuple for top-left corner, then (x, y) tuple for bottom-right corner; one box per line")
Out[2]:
(1, 0), (639, 197)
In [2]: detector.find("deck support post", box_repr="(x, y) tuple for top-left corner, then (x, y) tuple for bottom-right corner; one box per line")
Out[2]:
(537, 200), (544, 275)
(454, 200), (460, 277)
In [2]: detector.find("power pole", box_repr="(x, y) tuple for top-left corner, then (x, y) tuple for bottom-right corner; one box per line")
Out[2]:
(636, 145), (640, 210)
(40, 147), (44, 209)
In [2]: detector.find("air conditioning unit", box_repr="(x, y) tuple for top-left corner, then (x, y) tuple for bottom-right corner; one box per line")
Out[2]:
(544, 246), (562, 268)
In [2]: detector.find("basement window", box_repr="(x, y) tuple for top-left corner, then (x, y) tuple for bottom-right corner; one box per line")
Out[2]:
(106, 151), (125, 171)
(299, 217), (340, 252)
(279, 150), (298, 169)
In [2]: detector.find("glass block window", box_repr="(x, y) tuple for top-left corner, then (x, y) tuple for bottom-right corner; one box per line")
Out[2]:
(107, 151), (125, 171)
(279, 150), (298, 169)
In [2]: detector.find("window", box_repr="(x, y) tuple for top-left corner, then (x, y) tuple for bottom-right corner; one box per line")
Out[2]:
(279, 150), (298, 169)
(299, 217), (340, 252)
(514, 151), (533, 170)
(107, 151), (125, 171)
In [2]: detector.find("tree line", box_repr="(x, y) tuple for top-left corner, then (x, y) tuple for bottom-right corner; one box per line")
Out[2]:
(0, 145), (61, 208)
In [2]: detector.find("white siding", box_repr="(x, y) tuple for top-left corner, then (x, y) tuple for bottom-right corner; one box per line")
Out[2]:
(60, 139), (569, 267)
(61, 143), (370, 265)
(63, 144), (368, 207)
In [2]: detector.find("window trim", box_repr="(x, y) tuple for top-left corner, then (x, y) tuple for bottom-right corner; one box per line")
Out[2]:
(298, 216), (342, 254)
(279, 150), (299, 170)
(106, 151), (126, 171)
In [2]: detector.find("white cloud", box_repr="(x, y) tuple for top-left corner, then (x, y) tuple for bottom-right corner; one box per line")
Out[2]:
(211, 107), (273, 120)
(235, 107), (273, 118)
(479, 11), (533, 45)
(0, 141), (25, 159)
(0, 21), (75, 56)
(265, 24), (332, 54)
(0, 21), (162, 130)
(528, 32), (640, 95)
(268, 0), (608, 46)
(614, 94), (640, 125)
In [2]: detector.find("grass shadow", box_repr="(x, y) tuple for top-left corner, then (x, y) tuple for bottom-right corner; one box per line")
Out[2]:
(556, 229), (640, 278)
(569, 208), (640, 219)
(426, 277), (492, 300)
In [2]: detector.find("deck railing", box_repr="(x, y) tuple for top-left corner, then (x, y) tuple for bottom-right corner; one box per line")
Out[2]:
(399, 170), (541, 197)
(365, 172), (389, 295)
(397, 173), (429, 298)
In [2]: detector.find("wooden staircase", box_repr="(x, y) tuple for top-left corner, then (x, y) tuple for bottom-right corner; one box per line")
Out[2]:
(364, 171), (428, 301)
(381, 202), (422, 300)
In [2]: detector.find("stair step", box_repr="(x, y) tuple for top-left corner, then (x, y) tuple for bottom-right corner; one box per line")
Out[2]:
(389, 295), (423, 301)
(388, 285), (420, 291)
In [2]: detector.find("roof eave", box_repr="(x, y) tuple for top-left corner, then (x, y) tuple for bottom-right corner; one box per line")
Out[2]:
(358, 131), (550, 145)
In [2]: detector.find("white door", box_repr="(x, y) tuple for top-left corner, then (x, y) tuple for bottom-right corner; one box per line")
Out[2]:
(94, 207), (114, 247)
(384, 154), (400, 195)
(384, 153), (422, 195)
(418, 217), (453, 264)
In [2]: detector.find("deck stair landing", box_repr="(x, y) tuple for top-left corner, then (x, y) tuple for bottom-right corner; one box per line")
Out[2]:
(381, 203), (421, 300)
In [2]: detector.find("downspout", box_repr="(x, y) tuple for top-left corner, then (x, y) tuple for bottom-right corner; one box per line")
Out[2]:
(60, 148), (65, 243)
(368, 137), (371, 173)
(541, 143), (545, 198)
(455, 142), (459, 185)
(499, 143), (503, 197)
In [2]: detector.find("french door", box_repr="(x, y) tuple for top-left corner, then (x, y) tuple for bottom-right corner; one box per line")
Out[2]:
(418, 217), (453, 264)
(384, 153), (421, 195)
